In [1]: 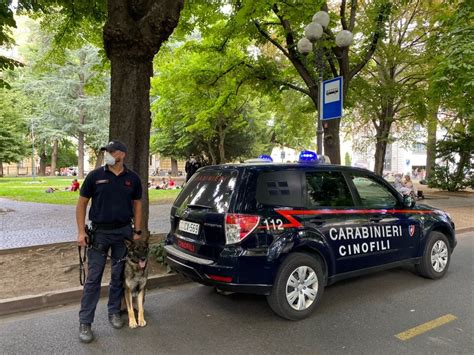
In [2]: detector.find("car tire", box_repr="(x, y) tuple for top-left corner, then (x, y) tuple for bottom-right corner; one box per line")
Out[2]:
(267, 253), (325, 321)
(415, 231), (451, 279)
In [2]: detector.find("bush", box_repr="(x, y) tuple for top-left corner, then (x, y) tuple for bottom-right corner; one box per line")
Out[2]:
(428, 163), (473, 192)
(149, 241), (172, 273)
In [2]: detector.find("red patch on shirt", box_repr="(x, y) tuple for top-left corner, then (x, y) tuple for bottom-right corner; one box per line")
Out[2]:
(125, 180), (132, 187)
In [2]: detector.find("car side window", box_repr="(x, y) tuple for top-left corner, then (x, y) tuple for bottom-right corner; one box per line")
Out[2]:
(351, 175), (398, 208)
(306, 171), (354, 207)
(256, 170), (303, 208)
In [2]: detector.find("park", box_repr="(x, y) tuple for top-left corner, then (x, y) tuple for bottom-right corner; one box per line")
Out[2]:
(0, 0), (473, 354)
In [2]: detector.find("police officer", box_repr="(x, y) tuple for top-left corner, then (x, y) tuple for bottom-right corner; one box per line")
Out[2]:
(76, 140), (143, 343)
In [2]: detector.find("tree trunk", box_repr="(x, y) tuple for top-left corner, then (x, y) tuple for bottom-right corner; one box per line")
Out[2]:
(373, 115), (393, 176)
(0, 159), (3, 177)
(171, 158), (178, 176)
(51, 138), (58, 175)
(104, 0), (184, 234)
(39, 150), (47, 176)
(95, 150), (104, 169)
(323, 119), (341, 164)
(218, 124), (226, 164)
(425, 106), (438, 181)
(78, 119), (85, 179)
(207, 141), (217, 165)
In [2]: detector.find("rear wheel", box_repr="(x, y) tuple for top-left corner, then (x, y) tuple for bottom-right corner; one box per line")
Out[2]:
(267, 253), (325, 320)
(415, 231), (451, 279)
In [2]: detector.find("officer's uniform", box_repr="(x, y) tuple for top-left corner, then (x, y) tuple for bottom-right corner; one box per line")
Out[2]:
(78, 164), (142, 325)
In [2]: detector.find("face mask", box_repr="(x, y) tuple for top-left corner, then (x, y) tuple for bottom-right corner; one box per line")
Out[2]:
(104, 151), (116, 166)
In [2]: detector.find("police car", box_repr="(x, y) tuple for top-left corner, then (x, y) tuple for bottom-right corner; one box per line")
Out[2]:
(165, 153), (456, 320)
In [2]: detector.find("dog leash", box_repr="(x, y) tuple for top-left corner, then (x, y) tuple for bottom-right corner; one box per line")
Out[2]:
(78, 246), (87, 286)
(78, 244), (128, 286)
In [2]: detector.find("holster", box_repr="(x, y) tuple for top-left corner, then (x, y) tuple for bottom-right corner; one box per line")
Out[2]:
(84, 225), (97, 247)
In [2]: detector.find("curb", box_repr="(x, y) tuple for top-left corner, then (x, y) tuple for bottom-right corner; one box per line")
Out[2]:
(0, 273), (188, 317)
(457, 227), (474, 234)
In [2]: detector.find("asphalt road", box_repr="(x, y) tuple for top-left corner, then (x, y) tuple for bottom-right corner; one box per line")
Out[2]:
(1, 232), (473, 354)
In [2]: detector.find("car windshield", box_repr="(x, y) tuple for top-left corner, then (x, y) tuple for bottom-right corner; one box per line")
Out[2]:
(174, 170), (238, 213)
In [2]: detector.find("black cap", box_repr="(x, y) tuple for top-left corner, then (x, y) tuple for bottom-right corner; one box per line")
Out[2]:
(100, 140), (128, 153)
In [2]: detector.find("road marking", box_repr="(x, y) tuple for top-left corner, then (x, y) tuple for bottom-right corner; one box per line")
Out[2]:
(395, 314), (457, 341)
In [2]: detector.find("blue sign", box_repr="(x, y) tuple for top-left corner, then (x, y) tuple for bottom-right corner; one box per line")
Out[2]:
(321, 77), (343, 120)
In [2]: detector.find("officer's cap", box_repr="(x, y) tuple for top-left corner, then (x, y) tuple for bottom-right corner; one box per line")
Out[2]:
(100, 140), (128, 153)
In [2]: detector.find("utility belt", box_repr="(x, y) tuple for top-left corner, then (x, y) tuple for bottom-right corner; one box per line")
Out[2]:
(91, 221), (131, 230)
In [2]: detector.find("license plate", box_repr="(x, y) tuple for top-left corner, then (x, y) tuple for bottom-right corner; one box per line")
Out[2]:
(177, 239), (196, 253)
(179, 220), (200, 235)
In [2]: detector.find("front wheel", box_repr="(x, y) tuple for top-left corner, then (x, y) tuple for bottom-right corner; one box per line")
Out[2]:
(267, 253), (325, 321)
(415, 231), (451, 279)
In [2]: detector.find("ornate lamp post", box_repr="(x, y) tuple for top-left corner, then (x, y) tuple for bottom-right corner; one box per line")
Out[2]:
(297, 11), (353, 157)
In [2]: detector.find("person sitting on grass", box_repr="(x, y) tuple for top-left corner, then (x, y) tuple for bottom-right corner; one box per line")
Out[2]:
(65, 179), (80, 192)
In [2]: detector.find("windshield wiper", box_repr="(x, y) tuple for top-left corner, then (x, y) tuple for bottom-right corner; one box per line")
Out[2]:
(187, 203), (212, 209)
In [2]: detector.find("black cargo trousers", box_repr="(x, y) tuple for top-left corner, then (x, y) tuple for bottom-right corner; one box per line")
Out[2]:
(79, 225), (132, 324)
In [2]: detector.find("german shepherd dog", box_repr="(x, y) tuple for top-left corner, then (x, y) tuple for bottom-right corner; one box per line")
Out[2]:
(123, 237), (149, 328)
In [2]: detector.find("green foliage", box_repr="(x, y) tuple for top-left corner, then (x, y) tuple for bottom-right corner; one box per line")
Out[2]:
(344, 152), (351, 166)
(151, 35), (274, 163)
(429, 0), (474, 120)
(45, 140), (77, 168)
(149, 241), (167, 266)
(0, 85), (28, 166)
(428, 118), (474, 191)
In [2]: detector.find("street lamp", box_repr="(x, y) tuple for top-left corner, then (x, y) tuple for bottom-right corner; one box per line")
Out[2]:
(297, 11), (353, 156)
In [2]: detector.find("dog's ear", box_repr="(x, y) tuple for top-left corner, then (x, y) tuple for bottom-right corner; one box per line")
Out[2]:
(124, 238), (134, 249)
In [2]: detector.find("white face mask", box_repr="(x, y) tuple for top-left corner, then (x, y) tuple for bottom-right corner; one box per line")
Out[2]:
(104, 151), (116, 166)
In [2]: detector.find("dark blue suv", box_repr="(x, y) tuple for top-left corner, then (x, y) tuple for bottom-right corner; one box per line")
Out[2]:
(165, 162), (456, 320)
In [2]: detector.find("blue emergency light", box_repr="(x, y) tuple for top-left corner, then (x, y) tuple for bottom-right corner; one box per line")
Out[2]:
(258, 155), (273, 162)
(298, 150), (318, 162)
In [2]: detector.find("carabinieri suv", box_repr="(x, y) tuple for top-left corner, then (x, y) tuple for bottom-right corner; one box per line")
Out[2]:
(165, 160), (456, 320)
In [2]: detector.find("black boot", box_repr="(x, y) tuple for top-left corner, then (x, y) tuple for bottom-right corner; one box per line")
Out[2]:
(108, 313), (124, 329)
(79, 323), (94, 343)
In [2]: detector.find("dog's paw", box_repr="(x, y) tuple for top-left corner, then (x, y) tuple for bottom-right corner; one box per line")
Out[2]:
(129, 320), (138, 329)
(138, 319), (147, 327)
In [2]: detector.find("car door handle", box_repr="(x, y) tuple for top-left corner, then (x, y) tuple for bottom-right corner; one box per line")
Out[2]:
(369, 216), (383, 223)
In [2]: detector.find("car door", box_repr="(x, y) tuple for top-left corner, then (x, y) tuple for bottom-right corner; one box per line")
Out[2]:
(346, 172), (420, 266)
(299, 170), (368, 275)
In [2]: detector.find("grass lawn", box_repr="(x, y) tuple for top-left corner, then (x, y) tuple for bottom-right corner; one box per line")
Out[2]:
(0, 177), (180, 205)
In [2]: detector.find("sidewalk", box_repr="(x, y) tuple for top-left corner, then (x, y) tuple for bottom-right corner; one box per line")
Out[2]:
(414, 182), (473, 231)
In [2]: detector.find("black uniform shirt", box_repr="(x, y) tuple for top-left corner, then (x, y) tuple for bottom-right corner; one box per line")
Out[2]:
(80, 165), (142, 224)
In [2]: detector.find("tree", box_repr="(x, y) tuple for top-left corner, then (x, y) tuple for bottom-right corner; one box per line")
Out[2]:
(151, 38), (272, 164)
(0, 86), (28, 176)
(217, 0), (392, 164)
(350, 0), (432, 175)
(2, 0), (184, 232)
(426, 0), (474, 190)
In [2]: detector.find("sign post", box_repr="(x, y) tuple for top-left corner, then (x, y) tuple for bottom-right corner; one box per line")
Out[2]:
(321, 76), (343, 121)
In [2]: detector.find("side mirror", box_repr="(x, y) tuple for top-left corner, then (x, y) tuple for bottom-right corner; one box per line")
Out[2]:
(403, 195), (415, 208)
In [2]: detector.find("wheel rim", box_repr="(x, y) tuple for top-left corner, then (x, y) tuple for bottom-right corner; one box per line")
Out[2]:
(285, 266), (318, 311)
(431, 240), (449, 273)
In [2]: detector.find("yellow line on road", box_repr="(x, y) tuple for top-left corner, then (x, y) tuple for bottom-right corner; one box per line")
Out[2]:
(395, 314), (457, 341)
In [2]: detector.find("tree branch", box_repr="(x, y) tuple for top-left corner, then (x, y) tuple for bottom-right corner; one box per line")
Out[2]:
(254, 20), (291, 60)
(349, 0), (357, 31)
(349, 1), (391, 80)
(340, 0), (348, 30)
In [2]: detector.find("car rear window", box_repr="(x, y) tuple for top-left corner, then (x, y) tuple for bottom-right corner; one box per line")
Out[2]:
(173, 170), (238, 213)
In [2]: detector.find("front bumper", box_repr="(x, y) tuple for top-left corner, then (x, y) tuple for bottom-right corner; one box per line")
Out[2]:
(165, 245), (272, 295)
